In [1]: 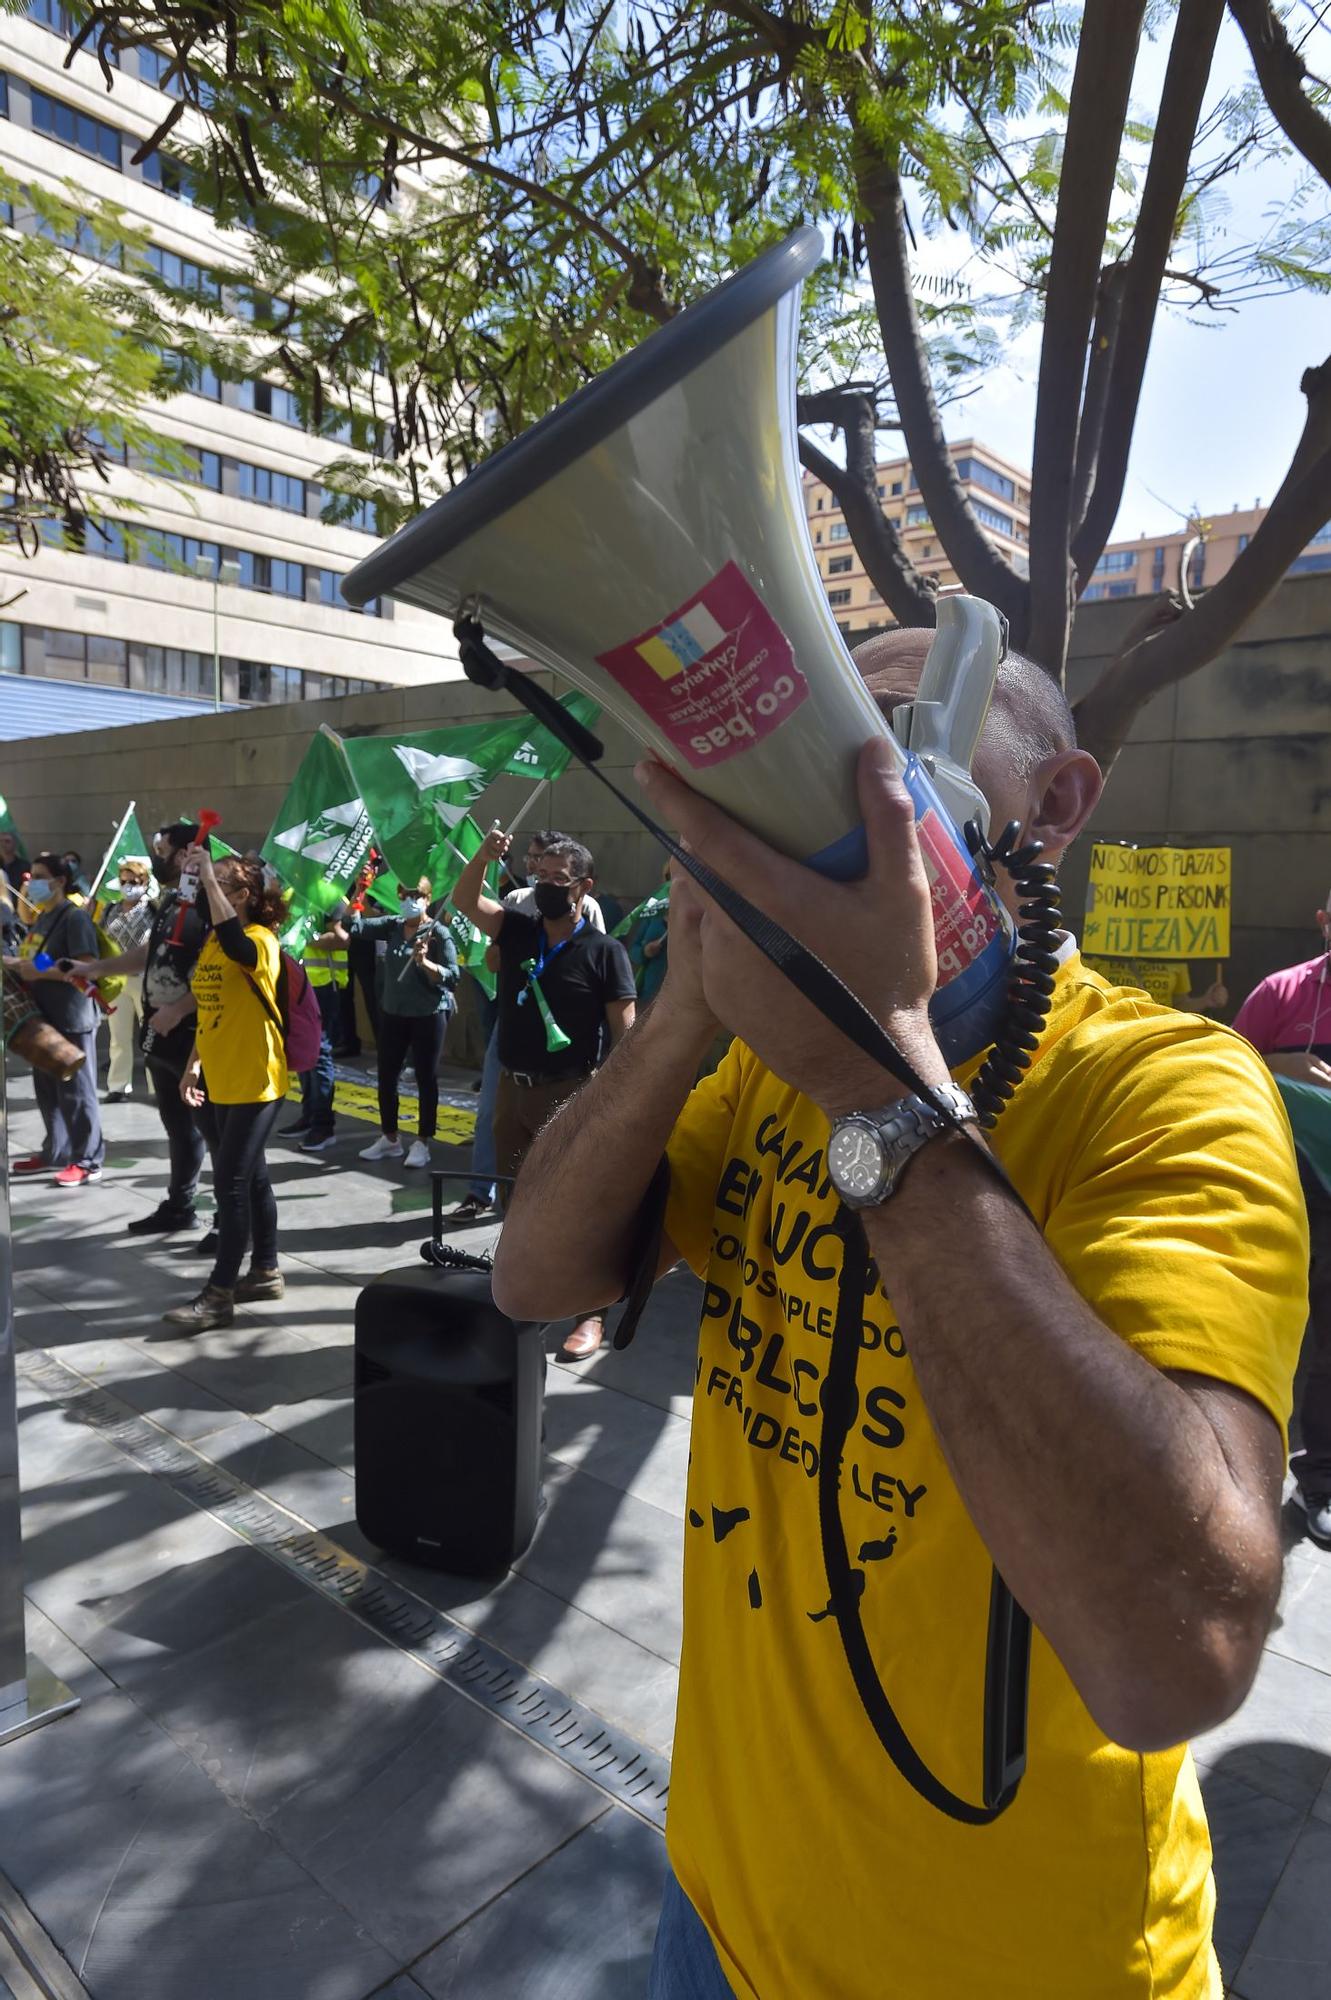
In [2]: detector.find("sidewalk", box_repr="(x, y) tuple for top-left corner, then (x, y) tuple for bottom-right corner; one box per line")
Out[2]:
(4, 1067), (1331, 1997)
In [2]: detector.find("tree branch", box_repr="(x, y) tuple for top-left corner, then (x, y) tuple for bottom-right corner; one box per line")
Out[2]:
(1026, 0), (1146, 676)
(854, 149), (1028, 637)
(1069, 263), (1127, 533)
(1072, 0), (1225, 584)
(797, 388), (937, 628)
(1073, 356), (1331, 767)
(1229, 0), (1331, 182)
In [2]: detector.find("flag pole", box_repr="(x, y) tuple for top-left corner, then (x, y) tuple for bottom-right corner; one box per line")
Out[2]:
(87, 798), (135, 906)
(504, 779), (550, 840)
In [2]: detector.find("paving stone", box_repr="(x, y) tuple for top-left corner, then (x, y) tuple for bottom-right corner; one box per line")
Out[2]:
(1233, 1818), (1331, 1999)
(512, 1456), (685, 1665)
(26, 1333), (250, 1445)
(251, 1388), (356, 1474)
(139, 1590), (608, 1961)
(1199, 1769), (1308, 1983)
(0, 1685), (398, 2000)
(568, 1265), (703, 1419)
(19, 1599), (117, 1708)
(543, 1371), (692, 1521)
(204, 1416), (358, 1527)
(124, 1321), (353, 1414)
(412, 1807), (665, 1999)
(1193, 1647), (1331, 1811)
(1267, 1546), (1331, 1678)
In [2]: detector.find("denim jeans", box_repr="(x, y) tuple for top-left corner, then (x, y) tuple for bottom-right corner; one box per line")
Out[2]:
(648, 1872), (734, 1999)
(299, 983), (341, 1137)
(468, 1021), (501, 1201)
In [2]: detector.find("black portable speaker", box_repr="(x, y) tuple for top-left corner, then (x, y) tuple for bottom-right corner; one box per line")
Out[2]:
(354, 1265), (545, 1575)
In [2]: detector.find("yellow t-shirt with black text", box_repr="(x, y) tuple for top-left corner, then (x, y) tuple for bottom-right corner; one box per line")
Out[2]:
(663, 952), (1307, 2000)
(191, 927), (288, 1104)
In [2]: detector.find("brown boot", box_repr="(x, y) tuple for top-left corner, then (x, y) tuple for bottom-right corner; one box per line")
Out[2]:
(234, 1266), (285, 1303)
(162, 1285), (234, 1332)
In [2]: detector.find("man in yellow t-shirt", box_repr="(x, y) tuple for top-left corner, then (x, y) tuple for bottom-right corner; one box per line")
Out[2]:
(493, 633), (1307, 2000)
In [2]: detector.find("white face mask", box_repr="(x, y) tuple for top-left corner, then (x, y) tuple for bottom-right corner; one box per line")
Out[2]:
(400, 897), (427, 918)
(119, 882), (146, 902)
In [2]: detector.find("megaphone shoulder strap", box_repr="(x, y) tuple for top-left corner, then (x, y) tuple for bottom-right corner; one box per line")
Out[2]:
(455, 612), (1032, 1823)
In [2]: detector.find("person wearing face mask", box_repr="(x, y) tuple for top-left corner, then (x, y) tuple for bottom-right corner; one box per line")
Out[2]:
(3, 852), (105, 1187)
(97, 857), (156, 1102)
(335, 877), (459, 1169)
(453, 831), (636, 1360)
(78, 822), (216, 1240)
(162, 849), (291, 1331)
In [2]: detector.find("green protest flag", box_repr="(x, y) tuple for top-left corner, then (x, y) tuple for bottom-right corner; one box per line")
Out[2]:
(431, 813), (499, 1000)
(337, 715), (532, 889)
(612, 883), (671, 939)
(501, 691), (602, 783)
(0, 789), (26, 859)
(262, 729), (375, 951)
(88, 801), (152, 909)
(366, 866), (400, 913)
(208, 833), (239, 861)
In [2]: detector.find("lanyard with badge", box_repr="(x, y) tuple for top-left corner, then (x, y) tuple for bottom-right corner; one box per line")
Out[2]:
(517, 919), (583, 1053)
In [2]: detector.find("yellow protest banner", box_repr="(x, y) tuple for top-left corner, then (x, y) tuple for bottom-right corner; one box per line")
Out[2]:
(1082, 844), (1231, 960)
(1082, 956), (1188, 1007)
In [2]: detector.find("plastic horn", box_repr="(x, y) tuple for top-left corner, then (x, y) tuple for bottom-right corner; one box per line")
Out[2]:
(520, 963), (572, 1052)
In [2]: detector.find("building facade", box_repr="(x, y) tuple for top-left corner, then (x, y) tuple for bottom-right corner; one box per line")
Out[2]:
(0, 5), (459, 711)
(1080, 505), (1331, 601)
(803, 439), (1032, 642)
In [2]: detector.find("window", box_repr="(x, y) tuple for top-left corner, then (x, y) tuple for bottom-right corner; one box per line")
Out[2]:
(973, 500), (1015, 537)
(867, 589), (882, 604)
(237, 662), (271, 703)
(238, 379), (303, 427)
(30, 88), (122, 170)
(890, 481), (902, 497)
(327, 493), (380, 535)
(1082, 580), (1137, 601)
(85, 518), (127, 562)
(86, 635), (128, 684)
(814, 531), (822, 545)
(137, 47), (184, 95)
(827, 555), (853, 576)
(32, 210), (123, 266)
(142, 245), (220, 299)
(1237, 533), (1250, 553)
(237, 463), (305, 512)
(906, 505), (931, 526)
(876, 485), (885, 499)
(0, 75), (8, 120)
(921, 543), (933, 558)
(139, 150), (193, 203)
(815, 498), (824, 512)
(1187, 547), (1205, 589)
(954, 457), (1016, 504)
(827, 588), (852, 608)
(143, 531), (219, 576)
(1289, 550), (1331, 576)
(1093, 549), (1137, 574)
(160, 350), (222, 400)
(0, 621), (19, 672)
(828, 522), (851, 542)
(179, 448), (222, 491)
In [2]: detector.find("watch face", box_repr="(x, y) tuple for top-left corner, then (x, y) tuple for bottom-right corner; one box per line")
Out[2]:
(828, 1120), (886, 1201)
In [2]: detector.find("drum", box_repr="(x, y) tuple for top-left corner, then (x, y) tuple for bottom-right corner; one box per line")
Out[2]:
(2, 978), (85, 1081)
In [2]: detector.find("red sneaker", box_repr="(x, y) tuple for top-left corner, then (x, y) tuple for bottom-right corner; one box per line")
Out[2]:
(53, 1165), (101, 1188)
(10, 1155), (48, 1176)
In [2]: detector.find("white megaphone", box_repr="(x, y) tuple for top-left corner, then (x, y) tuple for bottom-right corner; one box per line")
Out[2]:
(343, 229), (1015, 1063)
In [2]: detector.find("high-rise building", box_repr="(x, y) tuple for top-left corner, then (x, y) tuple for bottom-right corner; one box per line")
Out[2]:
(803, 440), (1032, 643)
(0, 4), (459, 716)
(1080, 505), (1331, 601)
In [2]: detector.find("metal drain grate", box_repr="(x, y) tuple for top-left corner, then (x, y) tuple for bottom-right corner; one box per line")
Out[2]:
(20, 1349), (671, 1829)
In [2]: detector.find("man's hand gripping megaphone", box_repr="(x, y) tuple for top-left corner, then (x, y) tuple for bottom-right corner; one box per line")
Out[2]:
(639, 738), (951, 1123)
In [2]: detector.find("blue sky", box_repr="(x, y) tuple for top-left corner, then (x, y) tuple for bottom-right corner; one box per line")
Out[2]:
(911, 13), (1329, 542)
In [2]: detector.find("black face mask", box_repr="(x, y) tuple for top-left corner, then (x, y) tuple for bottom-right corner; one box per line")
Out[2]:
(150, 853), (176, 885)
(533, 882), (574, 921)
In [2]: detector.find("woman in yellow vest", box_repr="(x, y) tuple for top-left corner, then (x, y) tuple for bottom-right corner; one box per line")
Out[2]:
(163, 848), (289, 1332)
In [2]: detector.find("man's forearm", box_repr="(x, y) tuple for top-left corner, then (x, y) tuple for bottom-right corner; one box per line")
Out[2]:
(492, 1001), (712, 1321)
(861, 1133), (1278, 1750)
(82, 944), (149, 978)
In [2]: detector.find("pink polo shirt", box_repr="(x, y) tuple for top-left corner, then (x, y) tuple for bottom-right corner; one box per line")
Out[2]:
(1233, 954), (1331, 1058)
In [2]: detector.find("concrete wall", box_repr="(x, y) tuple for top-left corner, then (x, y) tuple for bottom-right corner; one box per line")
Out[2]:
(1062, 570), (1331, 1013)
(6, 571), (1329, 1017)
(0, 670), (663, 913)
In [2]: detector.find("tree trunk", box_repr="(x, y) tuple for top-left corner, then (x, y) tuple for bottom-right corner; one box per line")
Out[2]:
(797, 388), (937, 629)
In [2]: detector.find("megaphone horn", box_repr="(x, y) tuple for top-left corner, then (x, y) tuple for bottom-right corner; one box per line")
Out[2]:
(343, 229), (1016, 1064)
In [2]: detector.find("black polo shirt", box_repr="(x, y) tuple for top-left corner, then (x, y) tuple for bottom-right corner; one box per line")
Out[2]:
(496, 912), (635, 1079)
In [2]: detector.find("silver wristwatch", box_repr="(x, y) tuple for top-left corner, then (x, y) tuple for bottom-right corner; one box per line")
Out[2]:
(826, 1082), (979, 1209)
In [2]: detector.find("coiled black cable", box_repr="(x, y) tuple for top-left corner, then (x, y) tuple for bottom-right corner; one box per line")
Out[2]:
(965, 819), (1063, 1129)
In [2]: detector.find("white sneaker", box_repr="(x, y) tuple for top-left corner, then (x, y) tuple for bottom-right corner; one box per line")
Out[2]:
(404, 1139), (431, 1169)
(359, 1136), (404, 1162)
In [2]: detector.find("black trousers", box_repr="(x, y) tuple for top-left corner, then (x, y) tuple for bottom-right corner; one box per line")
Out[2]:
(376, 1011), (447, 1140)
(149, 1060), (208, 1211)
(195, 1098), (282, 1290)
(1293, 1162), (1331, 1498)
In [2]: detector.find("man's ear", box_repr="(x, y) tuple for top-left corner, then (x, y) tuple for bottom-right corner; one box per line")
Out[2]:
(1025, 749), (1103, 862)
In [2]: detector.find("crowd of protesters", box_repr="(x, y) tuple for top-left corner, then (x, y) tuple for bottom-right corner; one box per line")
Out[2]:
(1, 815), (664, 1350)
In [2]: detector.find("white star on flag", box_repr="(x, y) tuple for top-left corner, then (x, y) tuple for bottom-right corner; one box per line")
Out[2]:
(394, 746), (483, 791)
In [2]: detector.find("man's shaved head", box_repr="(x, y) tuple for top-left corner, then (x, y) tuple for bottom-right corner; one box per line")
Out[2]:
(852, 627), (1076, 782)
